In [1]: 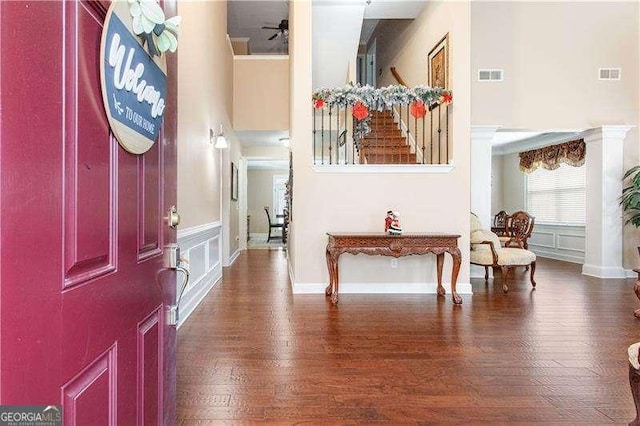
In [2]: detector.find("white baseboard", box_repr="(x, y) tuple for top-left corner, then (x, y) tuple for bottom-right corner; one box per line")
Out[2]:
(249, 233), (268, 240)
(582, 263), (626, 279)
(292, 282), (473, 295)
(533, 250), (584, 264)
(470, 265), (493, 279)
(224, 249), (240, 267)
(625, 269), (639, 279)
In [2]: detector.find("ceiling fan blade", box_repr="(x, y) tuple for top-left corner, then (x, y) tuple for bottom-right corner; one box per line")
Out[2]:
(268, 33), (278, 41)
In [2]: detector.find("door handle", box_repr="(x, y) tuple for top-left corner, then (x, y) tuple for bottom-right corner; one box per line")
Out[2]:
(166, 205), (180, 228)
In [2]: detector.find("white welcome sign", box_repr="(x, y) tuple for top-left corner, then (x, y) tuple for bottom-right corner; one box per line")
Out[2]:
(100, 1), (168, 154)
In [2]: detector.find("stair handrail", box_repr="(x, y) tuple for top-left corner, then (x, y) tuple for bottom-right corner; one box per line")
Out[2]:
(390, 67), (407, 87)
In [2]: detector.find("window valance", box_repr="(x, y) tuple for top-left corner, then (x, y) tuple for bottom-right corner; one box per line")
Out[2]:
(519, 139), (586, 174)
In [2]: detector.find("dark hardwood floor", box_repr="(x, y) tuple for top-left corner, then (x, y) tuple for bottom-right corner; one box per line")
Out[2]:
(177, 250), (638, 424)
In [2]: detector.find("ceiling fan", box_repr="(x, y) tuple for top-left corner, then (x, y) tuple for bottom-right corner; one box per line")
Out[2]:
(262, 19), (289, 41)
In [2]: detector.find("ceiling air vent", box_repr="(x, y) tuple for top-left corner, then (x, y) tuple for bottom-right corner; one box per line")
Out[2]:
(478, 69), (503, 82)
(599, 68), (621, 80)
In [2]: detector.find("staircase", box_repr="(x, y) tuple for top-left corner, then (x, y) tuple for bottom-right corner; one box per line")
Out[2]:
(359, 110), (416, 164)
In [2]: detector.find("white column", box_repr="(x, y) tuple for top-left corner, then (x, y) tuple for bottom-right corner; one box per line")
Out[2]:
(470, 126), (501, 227)
(582, 125), (634, 278)
(470, 125), (501, 278)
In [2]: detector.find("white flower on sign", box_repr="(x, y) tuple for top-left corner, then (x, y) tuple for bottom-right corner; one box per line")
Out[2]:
(156, 16), (181, 53)
(128, 0), (181, 56)
(129, 0), (165, 35)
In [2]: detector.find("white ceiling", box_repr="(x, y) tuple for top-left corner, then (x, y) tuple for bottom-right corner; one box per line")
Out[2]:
(363, 0), (427, 19)
(228, 1), (289, 55)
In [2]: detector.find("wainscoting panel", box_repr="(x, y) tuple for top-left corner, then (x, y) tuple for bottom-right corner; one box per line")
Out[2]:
(529, 224), (585, 263)
(177, 222), (223, 328)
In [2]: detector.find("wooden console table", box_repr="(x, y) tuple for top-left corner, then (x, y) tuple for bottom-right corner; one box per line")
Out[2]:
(325, 233), (462, 306)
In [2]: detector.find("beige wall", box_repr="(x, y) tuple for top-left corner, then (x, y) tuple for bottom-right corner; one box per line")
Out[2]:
(247, 169), (288, 234)
(230, 38), (249, 55)
(233, 57), (290, 131)
(472, 2), (640, 268)
(177, 1), (240, 259)
(291, 2), (471, 285)
(471, 2), (638, 130)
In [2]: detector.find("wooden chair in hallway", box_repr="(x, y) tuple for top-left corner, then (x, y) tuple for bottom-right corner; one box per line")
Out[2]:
(492, 210), (509, 236)
(264, 207), (283, 242)
(503, 210), (535, 250)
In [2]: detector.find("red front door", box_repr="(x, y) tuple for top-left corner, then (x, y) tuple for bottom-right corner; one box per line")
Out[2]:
(0, 1), (178, 424)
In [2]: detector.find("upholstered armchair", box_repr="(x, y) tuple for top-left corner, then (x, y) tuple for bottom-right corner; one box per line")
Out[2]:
(629, 343), (640, 425)
(470, 212), (537, 293)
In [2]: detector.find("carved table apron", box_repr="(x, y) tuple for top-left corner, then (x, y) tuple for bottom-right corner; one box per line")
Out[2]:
(325, 233), (462, 306)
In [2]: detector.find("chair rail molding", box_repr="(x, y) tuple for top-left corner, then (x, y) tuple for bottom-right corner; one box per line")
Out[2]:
(581, 125), (635, 278)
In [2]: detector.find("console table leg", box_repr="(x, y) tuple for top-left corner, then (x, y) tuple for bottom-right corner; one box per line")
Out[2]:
(450, 248), (462, 305)
(436, 253), (446, 296)
(325, 248), (333, 297)
(325, 249), (340, 305)
(331, 258), (339, 305)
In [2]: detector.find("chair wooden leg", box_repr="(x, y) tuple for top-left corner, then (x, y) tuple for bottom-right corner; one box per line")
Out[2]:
(267, 226), (272, 242)
(484, 266), (489, 281)
(530, 261), (536, 288)
(630, 364), (640, 426)
(501, 266), (509, 293)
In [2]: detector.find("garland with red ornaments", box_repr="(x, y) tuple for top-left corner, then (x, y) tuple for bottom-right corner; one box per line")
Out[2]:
(312, 83), (452, 137)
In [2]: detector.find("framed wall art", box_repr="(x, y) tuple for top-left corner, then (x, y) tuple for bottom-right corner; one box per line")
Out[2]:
(428, 33), (449, 89)
(231, 162), (238, 201)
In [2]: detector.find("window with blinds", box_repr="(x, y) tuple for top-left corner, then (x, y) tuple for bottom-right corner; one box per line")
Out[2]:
(525, 163), (586, 224)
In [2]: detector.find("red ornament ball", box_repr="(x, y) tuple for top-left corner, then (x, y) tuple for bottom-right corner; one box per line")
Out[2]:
(314, 99), (325, 109)
(442, 92), (453, 104)
(352, 102), (369, 120)
(410, 101), (426, 118)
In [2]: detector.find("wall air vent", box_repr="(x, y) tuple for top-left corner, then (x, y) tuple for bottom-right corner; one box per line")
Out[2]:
(478, 69), (503, 82)
(599, 68), (621, 80)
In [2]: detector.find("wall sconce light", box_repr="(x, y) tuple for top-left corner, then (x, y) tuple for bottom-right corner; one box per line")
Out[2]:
(213, 124), (228, 149)
(280, 137), (290, 148)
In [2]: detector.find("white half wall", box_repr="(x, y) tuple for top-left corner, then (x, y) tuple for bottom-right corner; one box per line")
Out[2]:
(176, 222), (223, 328)
(529, 224), (585, 264)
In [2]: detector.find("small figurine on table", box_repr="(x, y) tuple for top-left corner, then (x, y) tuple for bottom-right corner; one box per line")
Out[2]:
(385, 211), (394, 233)
(385, 210), (402, 235)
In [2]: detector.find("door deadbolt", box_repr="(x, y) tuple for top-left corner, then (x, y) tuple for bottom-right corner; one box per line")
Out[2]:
(167, 205), (180, 228)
